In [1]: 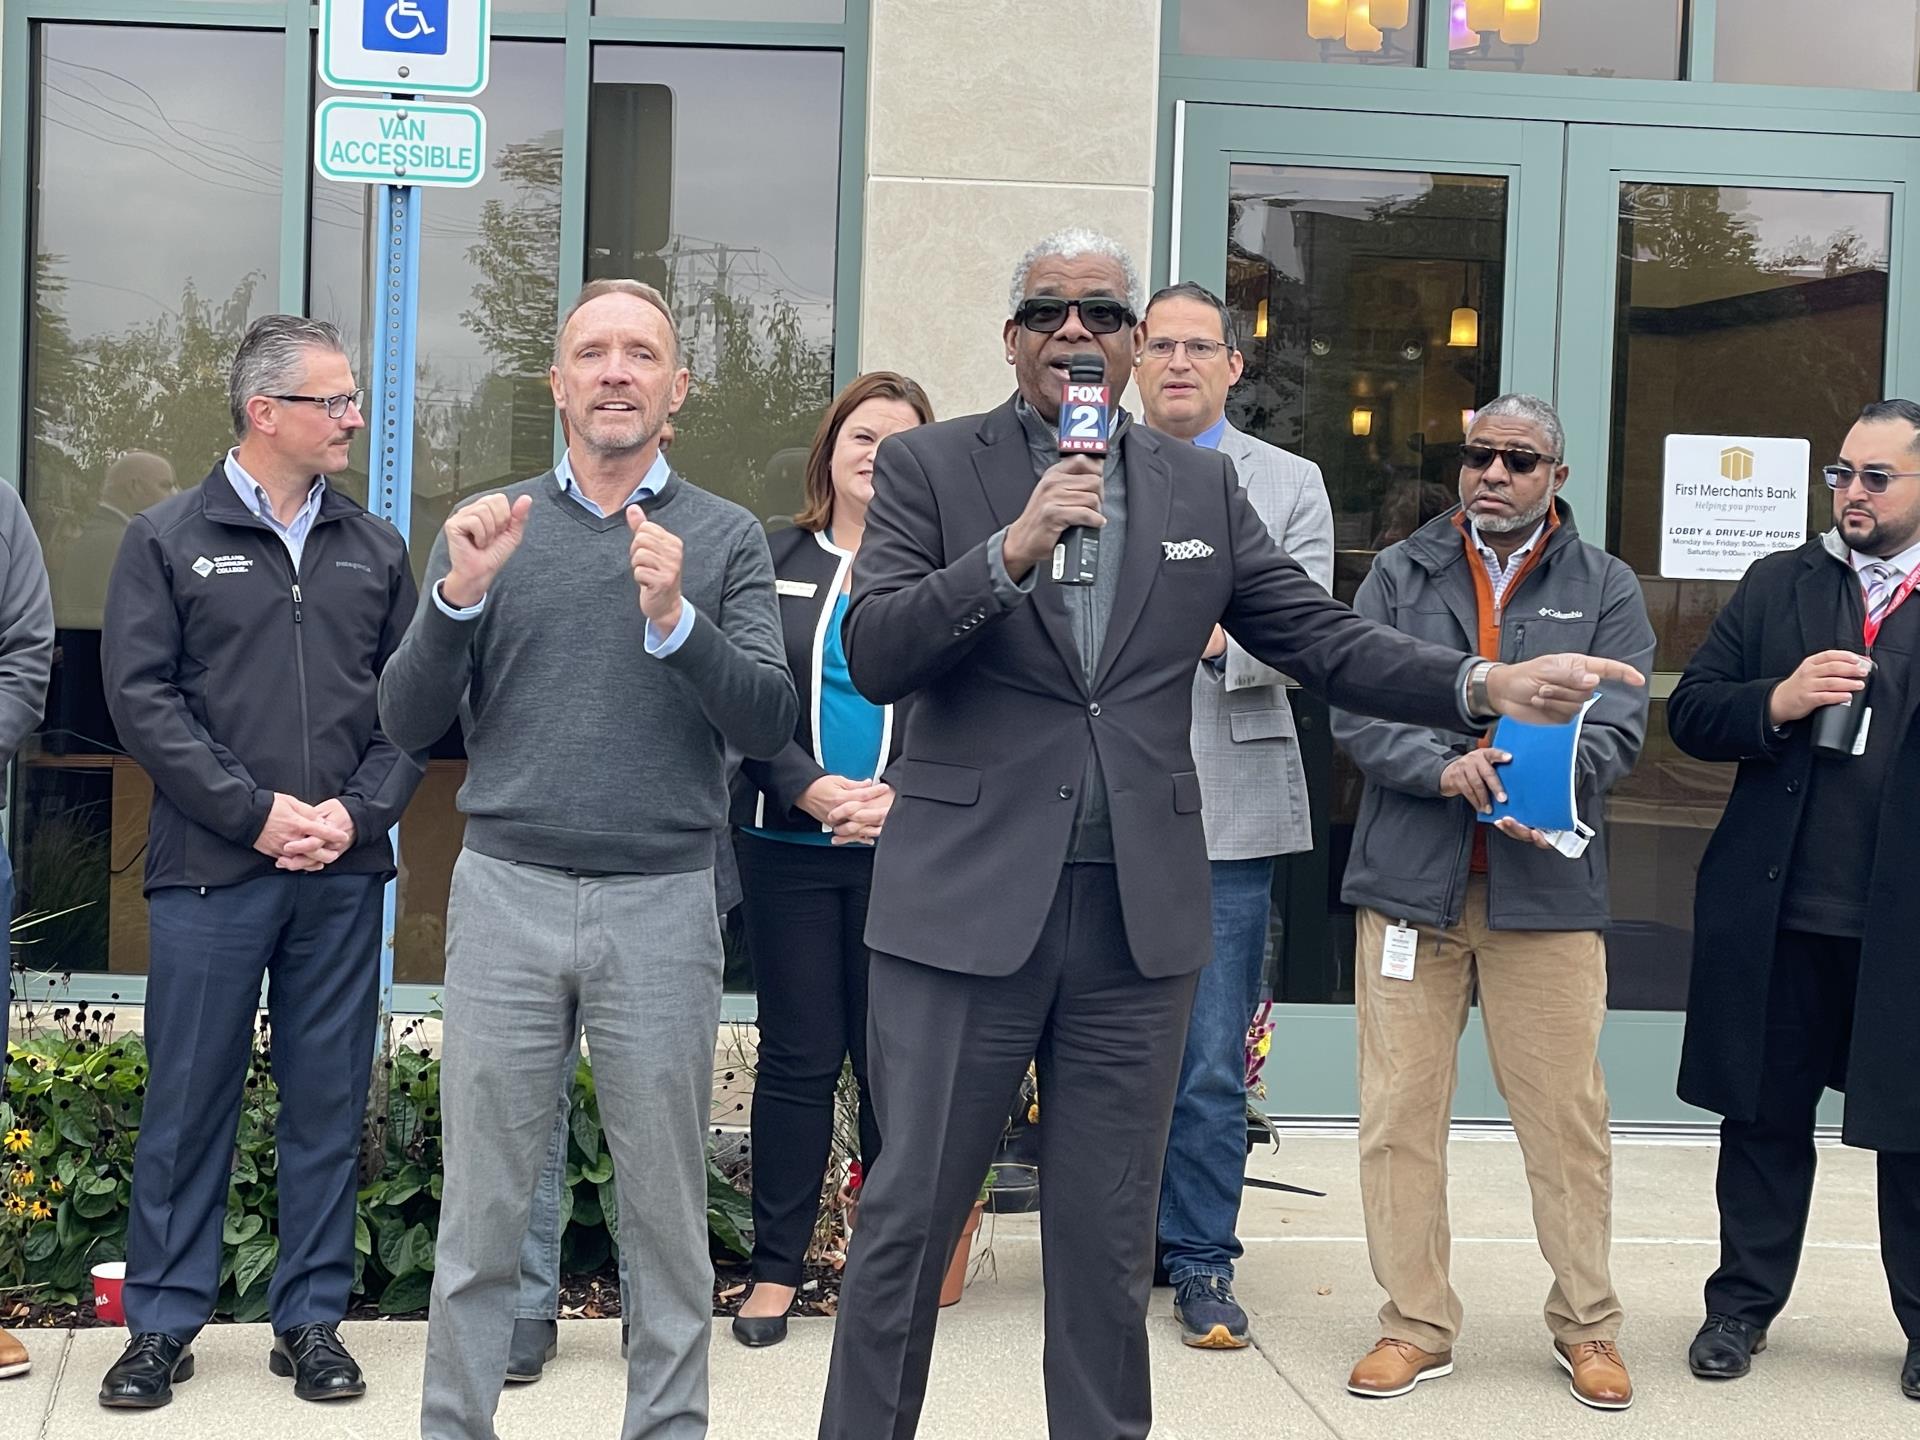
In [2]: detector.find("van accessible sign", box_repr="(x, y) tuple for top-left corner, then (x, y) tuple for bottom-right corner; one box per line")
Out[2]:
(1660, 433), (1812, 581)
(320, 0), (491, 97)
(315, 98), (486, 187)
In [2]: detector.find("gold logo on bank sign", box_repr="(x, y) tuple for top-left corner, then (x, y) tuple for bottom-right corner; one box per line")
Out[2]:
(1720, 446), (1756, 482)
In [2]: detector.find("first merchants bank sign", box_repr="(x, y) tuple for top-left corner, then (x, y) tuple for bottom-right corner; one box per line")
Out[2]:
(1660, 433), (1813, 581)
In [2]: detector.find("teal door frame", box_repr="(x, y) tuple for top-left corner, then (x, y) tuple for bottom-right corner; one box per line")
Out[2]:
(1176, 103), (1914, 1124)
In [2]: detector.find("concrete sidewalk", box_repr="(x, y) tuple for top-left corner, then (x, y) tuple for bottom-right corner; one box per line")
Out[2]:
(10, 1134), (1914, 1438)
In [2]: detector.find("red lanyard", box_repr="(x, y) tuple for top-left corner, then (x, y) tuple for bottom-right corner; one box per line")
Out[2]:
(1862, 564), (1920, 649)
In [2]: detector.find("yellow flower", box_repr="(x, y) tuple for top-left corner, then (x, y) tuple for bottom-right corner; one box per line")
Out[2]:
(1255, 1033), (1271, 1058)
(1, 1128), (31, 1155)
(2, 1193), (24, 1215)
(47, 1179), (63, 1195)
(27, 1200), (52, 1221)
(9, 1168), (32, 1188)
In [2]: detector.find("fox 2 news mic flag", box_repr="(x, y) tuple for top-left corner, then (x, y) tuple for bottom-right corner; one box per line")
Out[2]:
(1053, 355), (1110, 586)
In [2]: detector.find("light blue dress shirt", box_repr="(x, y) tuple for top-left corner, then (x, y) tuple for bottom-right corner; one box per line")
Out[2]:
(1192, 414), (1228, 451)
(225, 451), (326, 570)
(431, 449), (695, 656)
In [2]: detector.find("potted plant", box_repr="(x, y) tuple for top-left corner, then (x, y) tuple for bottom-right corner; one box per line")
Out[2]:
(939, 1168), (994, 1307)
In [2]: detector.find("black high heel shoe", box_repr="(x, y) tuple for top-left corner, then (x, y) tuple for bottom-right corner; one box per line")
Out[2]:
(730, 1284), (795, 1348)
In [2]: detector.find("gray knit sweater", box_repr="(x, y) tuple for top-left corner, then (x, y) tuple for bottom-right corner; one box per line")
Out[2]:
(378, 470), (796, 874)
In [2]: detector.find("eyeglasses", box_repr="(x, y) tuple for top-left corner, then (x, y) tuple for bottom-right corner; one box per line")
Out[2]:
(1013, 296), (1137, 336)
(1822, 464), (1920, 494)
(1140, 337), (1227, 362)
(1461, 444), (1558, 475)
(268, 390), (366, 420)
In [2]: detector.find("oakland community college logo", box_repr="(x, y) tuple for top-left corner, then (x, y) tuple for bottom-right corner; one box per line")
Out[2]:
(191, 556), (215, 579)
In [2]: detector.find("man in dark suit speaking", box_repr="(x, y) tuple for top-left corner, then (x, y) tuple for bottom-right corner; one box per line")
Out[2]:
(816, 229), (1644, 1440)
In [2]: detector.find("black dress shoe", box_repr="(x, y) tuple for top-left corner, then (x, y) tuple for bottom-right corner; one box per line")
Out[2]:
(1902, 1341), (1920, 1400)
(730, 1285), (794, 1349)
(1689, 1314), (1768, 1379)
(268, 1322), (365, 1401)
(100, 1333), (194, 1409)
(505, 1318), (558, 1384)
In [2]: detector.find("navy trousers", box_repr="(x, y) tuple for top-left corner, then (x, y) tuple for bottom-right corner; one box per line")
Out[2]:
(125, 872), (383, 1340)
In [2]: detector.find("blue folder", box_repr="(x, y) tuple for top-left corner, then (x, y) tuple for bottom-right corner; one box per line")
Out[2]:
(1475, 695), (1598, 836)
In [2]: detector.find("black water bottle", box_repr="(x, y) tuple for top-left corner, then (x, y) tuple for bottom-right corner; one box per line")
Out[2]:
(1811, 651), (1875, 756)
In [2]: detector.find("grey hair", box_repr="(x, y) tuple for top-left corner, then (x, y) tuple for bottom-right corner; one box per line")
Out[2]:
(229, 314), (348, 437)
(1009, 229), (1144, 315)
(1470, 392), (1565, 459)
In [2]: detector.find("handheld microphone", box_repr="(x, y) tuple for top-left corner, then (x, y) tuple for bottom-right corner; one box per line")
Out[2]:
(1053, 355), (1111, 586)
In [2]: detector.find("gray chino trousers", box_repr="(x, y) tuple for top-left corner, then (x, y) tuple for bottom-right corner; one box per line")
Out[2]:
(421, 849), (723, 1440)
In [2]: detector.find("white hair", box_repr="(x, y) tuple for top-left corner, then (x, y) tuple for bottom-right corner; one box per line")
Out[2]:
(1009, 229), (1144, 315)
(1471, 392), (1565, 460)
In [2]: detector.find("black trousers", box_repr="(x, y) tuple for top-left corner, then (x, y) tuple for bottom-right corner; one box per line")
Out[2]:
(124, 872), (383, 1339)
(736, 831), (881, 1287)
(1705, 928), (1920, 1341)
(818, 864), (1200, 1440)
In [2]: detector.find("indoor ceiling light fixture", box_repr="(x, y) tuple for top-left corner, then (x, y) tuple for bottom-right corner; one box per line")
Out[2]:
(1351, 407), (1375, 437)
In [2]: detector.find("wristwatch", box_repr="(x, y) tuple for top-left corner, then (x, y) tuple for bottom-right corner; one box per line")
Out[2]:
(1466, 660), (1499, 724)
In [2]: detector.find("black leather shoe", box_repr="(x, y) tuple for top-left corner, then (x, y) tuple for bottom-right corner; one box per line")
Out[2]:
(267, 1322), (365, 1401)
(730, 1285), (794, 1349)
(1901, 1341), (1919, 1400)
(1689, 1314), (1768, 1379)
(505, 1319), (558, 1384)
(99, 1333), (194, 1409)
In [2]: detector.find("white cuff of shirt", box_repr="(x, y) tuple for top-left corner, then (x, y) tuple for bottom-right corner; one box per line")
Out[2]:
(645, 600), (697, 657)
(432, 579), (487, 620)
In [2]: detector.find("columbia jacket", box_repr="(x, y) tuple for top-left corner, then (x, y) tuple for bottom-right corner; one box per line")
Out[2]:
(1332, 501), (1655, 931)
(103, 465), (425, 893)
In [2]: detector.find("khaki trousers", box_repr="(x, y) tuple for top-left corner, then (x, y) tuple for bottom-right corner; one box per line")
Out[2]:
(1355, 876), (1623, 1351)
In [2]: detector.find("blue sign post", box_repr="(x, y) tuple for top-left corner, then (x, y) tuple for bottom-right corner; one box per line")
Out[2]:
(316, 0), (488, 1017)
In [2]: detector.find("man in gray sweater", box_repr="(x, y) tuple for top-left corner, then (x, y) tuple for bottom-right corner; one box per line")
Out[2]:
(380, 279), (795, 1440)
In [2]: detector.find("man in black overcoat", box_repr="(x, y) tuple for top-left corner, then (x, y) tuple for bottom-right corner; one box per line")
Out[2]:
(1670, 397), (1920, 1401)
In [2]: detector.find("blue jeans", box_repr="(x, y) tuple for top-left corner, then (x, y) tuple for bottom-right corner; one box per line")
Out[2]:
(516, 1036), (632, 1321)
(1157, 856), (1274, 1284)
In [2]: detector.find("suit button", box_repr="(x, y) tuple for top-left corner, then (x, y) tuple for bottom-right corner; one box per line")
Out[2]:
(1786, 780), (1799, 794)
(1767, 865), (1781, 880)
(1058, 785), (1074, 800)
(1088, 702), (1102, 717)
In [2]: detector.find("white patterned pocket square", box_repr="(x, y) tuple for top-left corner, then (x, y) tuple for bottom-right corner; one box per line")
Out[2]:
(1162, 539), (1216, 561)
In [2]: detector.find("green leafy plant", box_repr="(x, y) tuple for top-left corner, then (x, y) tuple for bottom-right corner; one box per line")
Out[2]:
(4, 996), (756, 1315)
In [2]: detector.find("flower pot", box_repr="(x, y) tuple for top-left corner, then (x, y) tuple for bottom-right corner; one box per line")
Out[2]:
(939, 1202), (984, 1307)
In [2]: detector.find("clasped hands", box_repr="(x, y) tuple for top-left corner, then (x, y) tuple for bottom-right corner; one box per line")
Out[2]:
(800, 775), (894, 846)
(255, 793), (356, 872)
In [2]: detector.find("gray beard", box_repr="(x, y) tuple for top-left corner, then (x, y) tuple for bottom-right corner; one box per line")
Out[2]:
(1472, 492), (1554, 535)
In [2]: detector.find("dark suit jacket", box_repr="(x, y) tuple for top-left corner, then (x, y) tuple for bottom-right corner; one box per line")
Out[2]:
(1668, 534), (1920, 1151)
(844, 397), (1478, 979)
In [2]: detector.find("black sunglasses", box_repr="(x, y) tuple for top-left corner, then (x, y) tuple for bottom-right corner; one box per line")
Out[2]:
(1013, 296), (1138, 336)
(1822, 463), (1920, 495)
(1461, 444), (1558, 475)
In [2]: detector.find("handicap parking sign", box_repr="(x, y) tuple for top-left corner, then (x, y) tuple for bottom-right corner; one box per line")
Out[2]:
(364, 0), (449, 56)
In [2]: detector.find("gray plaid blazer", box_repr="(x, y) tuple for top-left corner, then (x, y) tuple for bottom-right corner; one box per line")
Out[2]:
(1190, 422), (1334, 860)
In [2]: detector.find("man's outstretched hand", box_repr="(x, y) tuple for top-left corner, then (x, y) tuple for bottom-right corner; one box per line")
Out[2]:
(1486, 653), (1645, 725)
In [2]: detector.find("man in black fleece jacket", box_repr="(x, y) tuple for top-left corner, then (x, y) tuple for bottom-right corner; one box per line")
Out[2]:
(380, 280), (793, 1440)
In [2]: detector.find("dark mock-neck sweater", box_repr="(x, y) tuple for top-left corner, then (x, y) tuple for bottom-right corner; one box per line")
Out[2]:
(378, 469), (796, 874)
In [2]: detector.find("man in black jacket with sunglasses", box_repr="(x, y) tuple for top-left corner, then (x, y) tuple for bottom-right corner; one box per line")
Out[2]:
(815, 229), (1646, 1440)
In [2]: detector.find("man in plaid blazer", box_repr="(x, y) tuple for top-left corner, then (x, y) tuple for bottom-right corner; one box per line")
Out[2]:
(1135, 281), (1334, 1349)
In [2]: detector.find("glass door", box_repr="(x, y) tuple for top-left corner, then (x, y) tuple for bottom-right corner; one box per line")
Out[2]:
(1175, 105), (1565, 1115)
(1554, 126), (1920, 1123)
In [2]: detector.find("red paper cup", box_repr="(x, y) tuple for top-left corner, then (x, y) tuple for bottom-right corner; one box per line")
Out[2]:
(91, 1261), (127, 1326)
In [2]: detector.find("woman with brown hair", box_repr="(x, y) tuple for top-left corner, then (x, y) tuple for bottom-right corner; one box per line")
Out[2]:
(727, 371), (934, 1347)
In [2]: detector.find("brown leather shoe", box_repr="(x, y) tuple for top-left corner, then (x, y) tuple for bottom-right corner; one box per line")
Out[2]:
(0, 1327), (29, 1379)
(1556, 1339), (1633, 1410)
(1347, 1337), (1454, 1398)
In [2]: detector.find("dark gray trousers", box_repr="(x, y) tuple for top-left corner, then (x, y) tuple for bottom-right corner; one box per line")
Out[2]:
(818, 864), (1199, 1440)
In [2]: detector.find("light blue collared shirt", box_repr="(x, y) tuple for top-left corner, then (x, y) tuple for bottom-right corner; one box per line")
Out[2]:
(432, 449), (695, 657)
(1192, 414), (1229, 451)
(225, 451), (326, 571)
